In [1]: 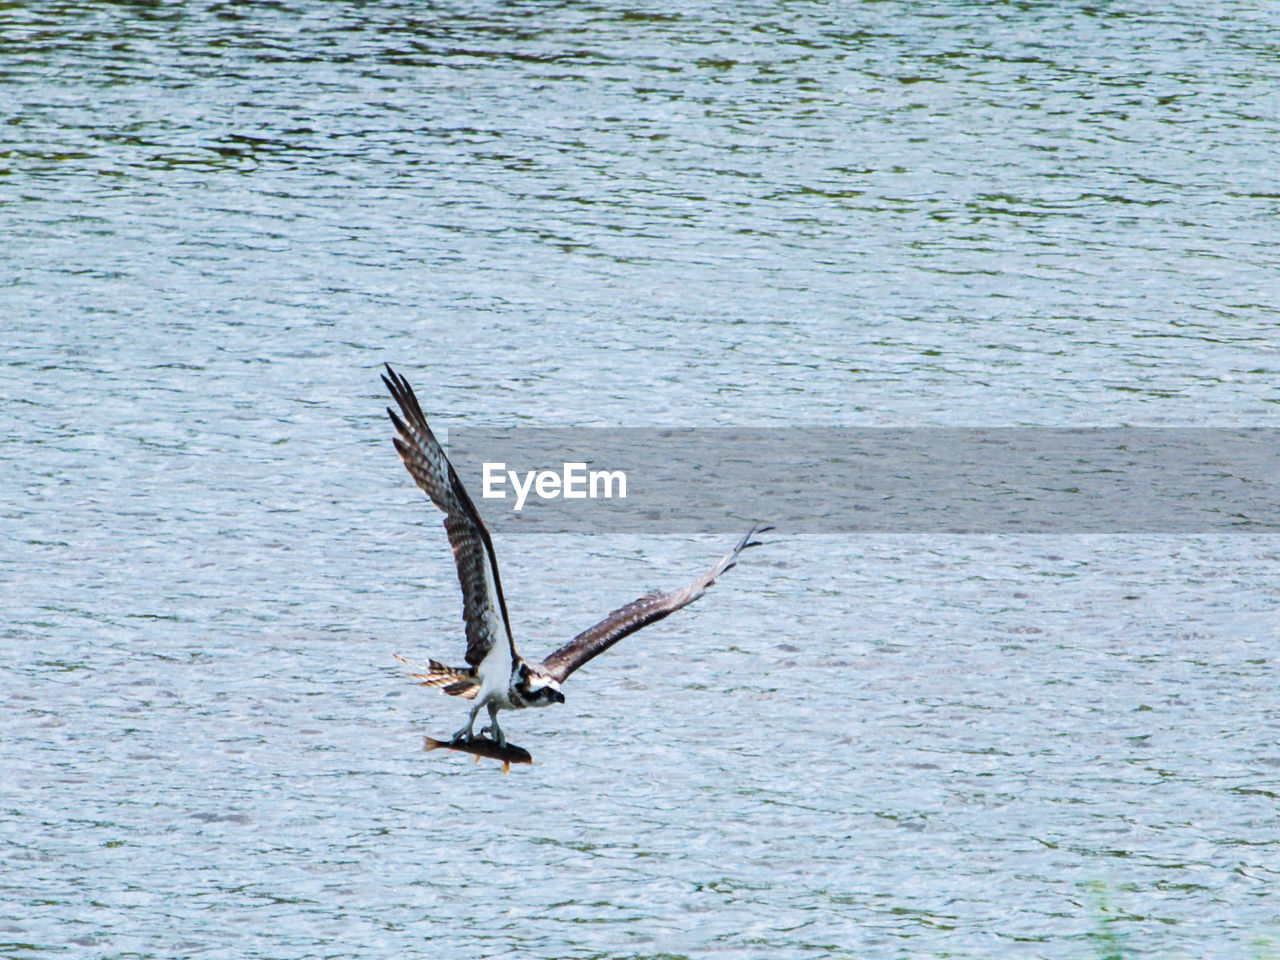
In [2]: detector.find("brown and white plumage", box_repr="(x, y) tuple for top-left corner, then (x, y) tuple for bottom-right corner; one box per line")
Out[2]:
(391, 655), (479, 700)
(538, 525), (769, 684)
(382, 363), (769, 748)
(383, 365), (513, 670)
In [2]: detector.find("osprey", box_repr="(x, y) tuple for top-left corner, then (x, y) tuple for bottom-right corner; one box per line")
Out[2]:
(382, 364), (768, 748)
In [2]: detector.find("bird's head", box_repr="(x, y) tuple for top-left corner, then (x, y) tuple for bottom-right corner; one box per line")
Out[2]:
(514, 662), (565, 707)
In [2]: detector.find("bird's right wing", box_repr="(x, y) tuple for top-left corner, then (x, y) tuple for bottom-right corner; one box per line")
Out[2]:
(383, 364), (515, 668)
(538, 525), (771, 684)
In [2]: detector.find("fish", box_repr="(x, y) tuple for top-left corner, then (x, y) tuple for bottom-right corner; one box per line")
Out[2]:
(423, 735), (533, 774)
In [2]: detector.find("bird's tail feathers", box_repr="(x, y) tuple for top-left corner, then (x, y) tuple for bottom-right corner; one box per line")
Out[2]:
(393, 653), (480, 699)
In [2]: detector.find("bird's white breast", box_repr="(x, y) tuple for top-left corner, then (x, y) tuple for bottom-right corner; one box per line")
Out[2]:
(475, 635), (513, 708)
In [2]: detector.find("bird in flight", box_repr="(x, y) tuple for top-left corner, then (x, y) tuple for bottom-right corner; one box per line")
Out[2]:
(382, 364), (769, 749)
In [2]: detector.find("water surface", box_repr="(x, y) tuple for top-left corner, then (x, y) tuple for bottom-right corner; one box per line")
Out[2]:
(3, 3), (1278, 958)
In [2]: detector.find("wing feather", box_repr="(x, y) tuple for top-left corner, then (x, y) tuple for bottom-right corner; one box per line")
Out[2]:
(538, 525), (771, 684)
(383, 364), (516, 668)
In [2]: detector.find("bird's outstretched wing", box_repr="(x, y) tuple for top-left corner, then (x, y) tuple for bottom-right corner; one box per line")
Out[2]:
(383, 364), (516, 668)
(538, 525), (771, 684)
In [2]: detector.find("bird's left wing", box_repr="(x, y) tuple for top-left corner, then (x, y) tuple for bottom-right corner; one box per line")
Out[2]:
(537, 525), (771, 684)
(383, 364), (516, 668)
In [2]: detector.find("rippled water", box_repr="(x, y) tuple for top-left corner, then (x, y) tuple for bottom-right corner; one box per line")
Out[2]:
(3, 3), (1279, 958)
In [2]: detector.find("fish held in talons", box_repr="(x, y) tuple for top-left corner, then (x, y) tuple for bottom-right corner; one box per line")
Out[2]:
(424, 735), (533, 774)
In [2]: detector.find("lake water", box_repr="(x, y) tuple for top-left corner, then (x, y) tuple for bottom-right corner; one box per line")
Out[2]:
(3, 2), (1279, 958)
